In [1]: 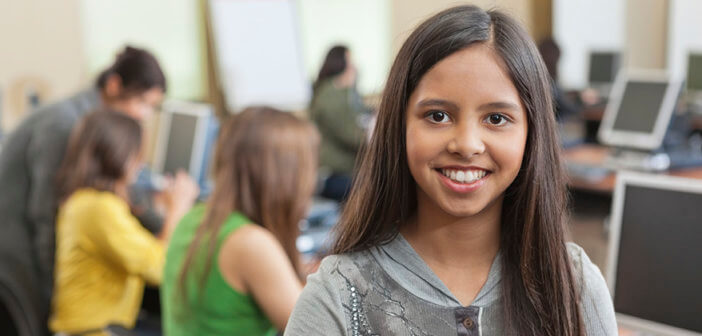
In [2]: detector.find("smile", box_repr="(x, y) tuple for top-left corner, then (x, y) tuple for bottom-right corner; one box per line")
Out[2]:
(434, 167), (490, 194)
(439, 168), (488, 184)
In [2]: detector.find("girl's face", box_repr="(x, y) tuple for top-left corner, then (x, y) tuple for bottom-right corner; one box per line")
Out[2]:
(112, 87), (164, 121)
(405, 44), (528, 219)
(103, 75), (164, 121)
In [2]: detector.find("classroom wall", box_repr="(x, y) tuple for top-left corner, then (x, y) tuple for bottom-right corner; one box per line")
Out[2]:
(625, 0), (668, 70)
(0, 0), (86, 132)
(553, 0), (626, 89)
(81, 0), (208, 101)
(667, 0), (702, 78)
(531, 0), (552, 43)
(0, 0), (674, 132)
(297, 0), (391, 95)
(389, 0), (533, 56)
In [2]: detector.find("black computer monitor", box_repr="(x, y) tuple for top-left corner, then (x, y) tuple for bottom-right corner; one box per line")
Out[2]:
(152, 101), (218, 190)
(589, 51), (620, 86)
(598, 71), (683, 150)
(607, 172), (702, 336)
(687, 53), (702, 93)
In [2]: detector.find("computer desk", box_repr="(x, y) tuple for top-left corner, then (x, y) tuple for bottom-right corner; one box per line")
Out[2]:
(563, 144), (702, 193)
(565, 144), (702, 336)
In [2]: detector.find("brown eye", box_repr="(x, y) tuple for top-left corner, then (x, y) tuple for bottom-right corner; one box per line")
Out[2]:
(487, 114), (507, 126)
(427, 111), (450, 123)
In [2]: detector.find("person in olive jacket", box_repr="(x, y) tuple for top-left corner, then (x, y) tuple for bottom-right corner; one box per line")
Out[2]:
(309, 45), (372, 202)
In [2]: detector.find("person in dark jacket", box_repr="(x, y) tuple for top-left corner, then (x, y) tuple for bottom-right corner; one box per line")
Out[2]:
(538, 37), (580, 121)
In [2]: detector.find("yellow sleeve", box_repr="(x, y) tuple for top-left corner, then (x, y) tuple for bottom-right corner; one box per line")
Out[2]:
(81, 195), (165, 285)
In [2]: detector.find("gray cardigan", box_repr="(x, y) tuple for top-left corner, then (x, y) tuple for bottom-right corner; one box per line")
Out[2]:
(0, 88), (100, 307)
(285, 235), (618, 336)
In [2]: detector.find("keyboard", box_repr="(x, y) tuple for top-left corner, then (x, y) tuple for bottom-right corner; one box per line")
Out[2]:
(602, 151), (671, 172)
(566, 162), (612, 182)
(601, 146), (702, 172)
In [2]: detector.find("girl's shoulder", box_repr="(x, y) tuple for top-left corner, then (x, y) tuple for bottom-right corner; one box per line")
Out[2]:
(313, 249), (376, 280)
(565, 243), (618, 335)
(286, 250), (378, 335)
(565, 242), (605, 294)
(300, 250), (377, 300)
(565, 242), (603, 288)
(62, 188), (128, 216)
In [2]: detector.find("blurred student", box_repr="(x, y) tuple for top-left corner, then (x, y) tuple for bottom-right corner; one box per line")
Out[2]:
(537, 37), (580, 121)
(50, 110), (198, 335)
(0, 46), (191, 320)
(161, 107), (319, 336)
(310, 45), (371, 202)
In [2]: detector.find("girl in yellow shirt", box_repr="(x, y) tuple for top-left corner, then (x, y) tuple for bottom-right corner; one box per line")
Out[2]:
(50, 110), (198, 335)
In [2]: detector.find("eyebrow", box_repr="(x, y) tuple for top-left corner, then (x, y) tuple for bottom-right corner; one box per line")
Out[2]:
(416, 99), (459, 110)
(478, 101), (520, 111)
(416, 99), (520, 112)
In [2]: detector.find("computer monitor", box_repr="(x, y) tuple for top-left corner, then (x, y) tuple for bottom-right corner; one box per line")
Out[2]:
(687, 52), (702, 93)
(152, 100), (218, 190)
(588, 51), (620, 86)
(598, 71), (683, 150)
(607, 172), (702, 336)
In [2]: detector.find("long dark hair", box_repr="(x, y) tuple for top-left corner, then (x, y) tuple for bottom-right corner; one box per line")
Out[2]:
(312, 45), (349, 96)
(177, 107), (319, 297)
(56, 109), (142, 202)
(332, 6), (582, 336)
(96, 46), (167, 96)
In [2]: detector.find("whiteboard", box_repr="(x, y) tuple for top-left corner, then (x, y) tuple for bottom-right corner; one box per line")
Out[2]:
(553, 0), (625, 89)
(667, 0), (702, 79)
(208, 0), (310, 112)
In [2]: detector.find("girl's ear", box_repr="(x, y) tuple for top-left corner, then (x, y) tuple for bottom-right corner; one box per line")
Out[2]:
(103, 74), (123, 99)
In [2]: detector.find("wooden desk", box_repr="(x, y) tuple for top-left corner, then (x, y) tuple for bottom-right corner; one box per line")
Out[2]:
(563, 144), (702, 193)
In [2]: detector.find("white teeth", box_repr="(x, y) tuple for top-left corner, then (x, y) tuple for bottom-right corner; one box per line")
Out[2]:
(456, 171), (465, 183)
(440, 168), (487, 184)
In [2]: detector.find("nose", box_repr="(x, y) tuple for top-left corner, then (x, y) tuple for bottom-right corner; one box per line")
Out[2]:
(446, 121), (486, 158)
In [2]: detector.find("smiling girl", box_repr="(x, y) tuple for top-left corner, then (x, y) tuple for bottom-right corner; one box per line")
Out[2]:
(285, 5), (616, 336)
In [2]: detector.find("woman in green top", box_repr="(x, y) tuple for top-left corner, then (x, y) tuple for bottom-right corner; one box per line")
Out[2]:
(161, 107), (320, 335)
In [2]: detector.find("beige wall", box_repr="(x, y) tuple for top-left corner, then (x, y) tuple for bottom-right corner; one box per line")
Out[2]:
(531, 0), (552, 43)
(0, 0), (86, 132)
(625, 0), (668, 69)
(391, 0), (671, 72)
(498, 0), (532, 31)
(390, 0), (533, 55)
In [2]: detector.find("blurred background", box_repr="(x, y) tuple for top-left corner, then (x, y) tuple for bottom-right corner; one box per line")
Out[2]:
(0, 0), (689, 127)
(1, 1), (701, 335)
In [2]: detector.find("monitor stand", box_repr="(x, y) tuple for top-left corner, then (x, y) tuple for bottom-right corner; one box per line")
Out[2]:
(603, 148), (671, 172)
